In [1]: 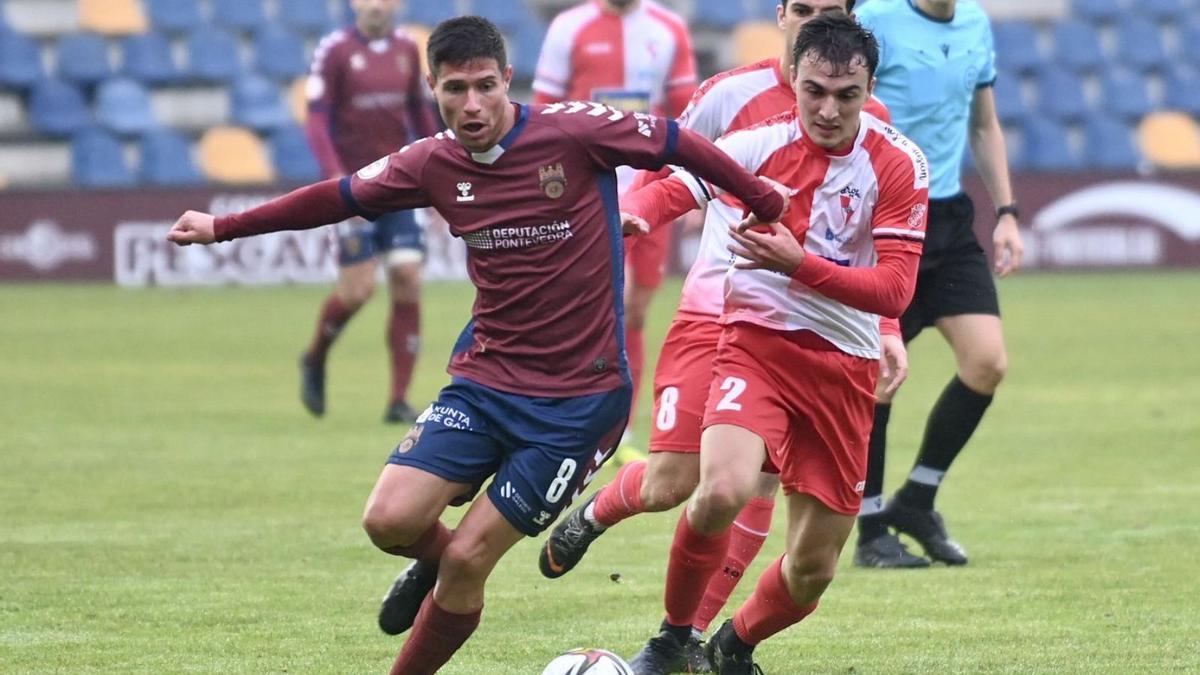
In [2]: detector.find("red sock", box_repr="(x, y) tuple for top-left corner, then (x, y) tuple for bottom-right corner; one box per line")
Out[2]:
(626, 324), (645, 421)
(732, 556), (818, 645)
(694, 496), (774, 632)
(383, 522), (451, 564)
(306, 295), (356, 363)
(389, 597), (481, 675)
(388, 300), (420, 403)
(664, 512), (731, 627)
(592, 460), (647, 527)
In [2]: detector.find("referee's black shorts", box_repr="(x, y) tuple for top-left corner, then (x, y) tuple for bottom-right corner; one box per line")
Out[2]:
(900, 193), (1001, 343)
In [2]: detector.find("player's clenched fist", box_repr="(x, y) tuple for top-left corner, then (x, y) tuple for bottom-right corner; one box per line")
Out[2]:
(167, 210), (217, 246)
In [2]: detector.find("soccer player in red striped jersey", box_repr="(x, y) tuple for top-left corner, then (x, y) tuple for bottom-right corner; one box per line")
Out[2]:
(615, 16), (928, 672)
(167, 17), (787, 674)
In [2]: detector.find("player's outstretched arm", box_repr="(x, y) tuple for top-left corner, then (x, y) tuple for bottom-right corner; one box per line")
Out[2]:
(167, 211), (216, 246)
(668, 128), (786, 224)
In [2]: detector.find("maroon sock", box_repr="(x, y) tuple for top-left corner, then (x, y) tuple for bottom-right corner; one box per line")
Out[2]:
(694, 496), (774, 632)
(663, 512), (731, 627)
(592, 460), (647, 527)
(732, 556), (818, 645)
(306, 295), (356, 363)
(388, 300), (420, 403)
(382, 522), (451, 564)
(389, 597), (482, 675)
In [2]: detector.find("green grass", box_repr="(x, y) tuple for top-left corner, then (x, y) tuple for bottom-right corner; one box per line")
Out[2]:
(2, 272), (1198, 674)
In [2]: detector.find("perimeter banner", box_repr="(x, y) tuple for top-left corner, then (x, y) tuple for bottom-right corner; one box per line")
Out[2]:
(2, 173), (1199, 285)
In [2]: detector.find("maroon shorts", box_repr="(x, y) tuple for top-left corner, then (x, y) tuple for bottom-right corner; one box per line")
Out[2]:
(702, 323), (877, 515)
(648, 318), (723, 453)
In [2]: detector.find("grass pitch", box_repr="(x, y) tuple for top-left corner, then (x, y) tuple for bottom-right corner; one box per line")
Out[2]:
(2, 271), (1198, 674)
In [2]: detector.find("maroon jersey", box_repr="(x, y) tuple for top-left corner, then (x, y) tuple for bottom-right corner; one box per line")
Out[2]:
(344, 103), (687, 396)
(306, 26), (440, 176)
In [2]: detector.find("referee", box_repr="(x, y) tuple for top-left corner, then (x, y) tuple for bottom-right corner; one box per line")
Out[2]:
(852, 0), (1024, 568)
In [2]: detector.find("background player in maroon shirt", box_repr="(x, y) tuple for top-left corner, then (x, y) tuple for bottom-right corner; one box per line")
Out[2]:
(300, 0), (441, 424)
(166, 17), (786, 674)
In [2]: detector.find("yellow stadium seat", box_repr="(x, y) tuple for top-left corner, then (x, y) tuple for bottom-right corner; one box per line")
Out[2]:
(290, 76), (308, 125)
(1138, 111), (1200, 170)
(198, 126), (275, 184)
(733, 21), (781, 68)
(78, 0), (148, 36)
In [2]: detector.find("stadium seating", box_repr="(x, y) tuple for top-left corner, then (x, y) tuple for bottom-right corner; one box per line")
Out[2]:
(1052, 19), (1105, 74)
(71, 127), (136, 187)
(95, 78), (157, 135)
(1138, 111), (1200, 169)
(1163, 66), (1200, 117)
(401, 2), (459, 28)
(1082, 114), (1141, 170)
(122, 31), (182, 86)
(211, 0), (268, 33)
(993, 20), (1044, 75)
(77, 0), (148, 36)
(476, 0), (537, 33)
(144, 0), (203, 35)
(269, 123), (321, 182)
(992, 69), (1027, 125)
(186, 25), (242, 83)
(279, 0), (337, 36)
(288, 76), (309, 125)
(230, 74), (290, 131)
(692, 1), (744, 30)
(56, 32), (114, 87)
(0, 30), (44, 89)
(1100, 70), (1153, 122)
(198, 125), (274, 183)
(1022, 118), (1082, 171)
(1142, 0), (1188, 23)
(1115, 19), (1168, 72)
(1035, 70), (1089, 123)
(252, 25), (308, 82)
(1071, 0), (1122, 24)
(510, 22), (547, 81)
(28, 79), (90, 136)
(1181, 19), (1200, 70)
(138, 127), (203, 185)
(749, 0), (781, 22)
(734, 21), (779, 67)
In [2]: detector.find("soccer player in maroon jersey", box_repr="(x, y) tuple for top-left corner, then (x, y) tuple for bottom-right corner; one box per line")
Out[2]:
(300, 0), (441, 424)
(167, 17), (787, 674)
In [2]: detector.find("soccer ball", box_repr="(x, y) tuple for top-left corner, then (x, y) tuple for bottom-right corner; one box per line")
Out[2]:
(541, 648), (634, 675)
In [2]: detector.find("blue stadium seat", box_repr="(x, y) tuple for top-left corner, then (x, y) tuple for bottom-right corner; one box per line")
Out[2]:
(269, 123), (321, 182)
(122, 31), (181, 85)
(139, 128), (203, 185)
(56, 32), (113, 87)
(511, 21), (548, 81)
(1116, 19), (1167, 72)
(1021, 118), (1082, 171)
(1052, 19), (1105, 74)
(401, 2), (458, 27)
(1100, 70), (1152, 122)
(186, 26), (242, 83)
(212, 0), (268, 33)
(1082, 114), (1140, 170)
(1181, 19), (1200, 70)
(231, 74), (290, 131)
(473, 0), (535, 33)
(1163, 66), (1200, 116)
(144, 0), (202, 35)
(992, 20), (1044, 76)
(253, 25), (308, 81)
(992, 69), (1027, 125)
(692, 1), (744, 29)
(1035, 70), (1088, 123)
(1071, 0), (1122, 24)
(0, 31), (44, 89)
(750, 0), (782, 22)
(1142, 0), (1187, 23)
(95, 77), (158, 135)
(71, 128), (136, 187)
(279, 0), (335, 36)
(29, 79), (91, 136)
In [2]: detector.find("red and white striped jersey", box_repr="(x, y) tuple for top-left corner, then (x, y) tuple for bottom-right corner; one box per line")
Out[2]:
(673, 111), (928, 358)
(532, 0), (697, 118)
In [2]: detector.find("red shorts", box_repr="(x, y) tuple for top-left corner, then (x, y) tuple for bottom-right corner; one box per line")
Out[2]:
(648, 318), (724, 453)
(623, 220), (672, 289)
(702, 323), (878, 515)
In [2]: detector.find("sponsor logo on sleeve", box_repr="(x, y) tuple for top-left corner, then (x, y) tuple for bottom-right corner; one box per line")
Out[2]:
(357, 156), (389, 180)
(907, 203), (927, 229)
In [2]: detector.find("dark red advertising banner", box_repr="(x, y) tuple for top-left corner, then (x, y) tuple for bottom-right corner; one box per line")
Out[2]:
(2, 173), (1200, 284)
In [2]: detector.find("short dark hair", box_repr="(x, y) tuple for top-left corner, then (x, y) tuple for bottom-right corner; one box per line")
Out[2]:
(779, 0), (857, 13)
(427, 16), (508, 77)
(791, 13), (879, 81)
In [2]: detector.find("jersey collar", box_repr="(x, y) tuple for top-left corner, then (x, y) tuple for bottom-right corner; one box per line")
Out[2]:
(907, 0), (955, 23)
(469, 103), (528, 165)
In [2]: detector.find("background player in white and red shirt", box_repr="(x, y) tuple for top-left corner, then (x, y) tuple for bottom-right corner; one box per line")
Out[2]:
(617, 16), (928, 672)
(538, 1), (915, 667)
(300, 0), (441, 424)
(166, 17), (787, 674)
(532, 0), (698, 456)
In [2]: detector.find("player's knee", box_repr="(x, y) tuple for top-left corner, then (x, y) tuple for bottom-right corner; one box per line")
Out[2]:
(339, 281), (376, 308)
(641, 474), (696, 512)
(439, 533), (491, 583)
(692, 479), (751, 526)
(361, 503), (420, 549)
(961, 350), (1008, 393)
(781, 553), (838, 600)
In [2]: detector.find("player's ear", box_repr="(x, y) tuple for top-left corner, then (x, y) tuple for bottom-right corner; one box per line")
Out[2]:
(776, 3), (786, 30)
(502, 64), (513, 90)
(867, 75), (876, 97)
(426, 72), (436, 92)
